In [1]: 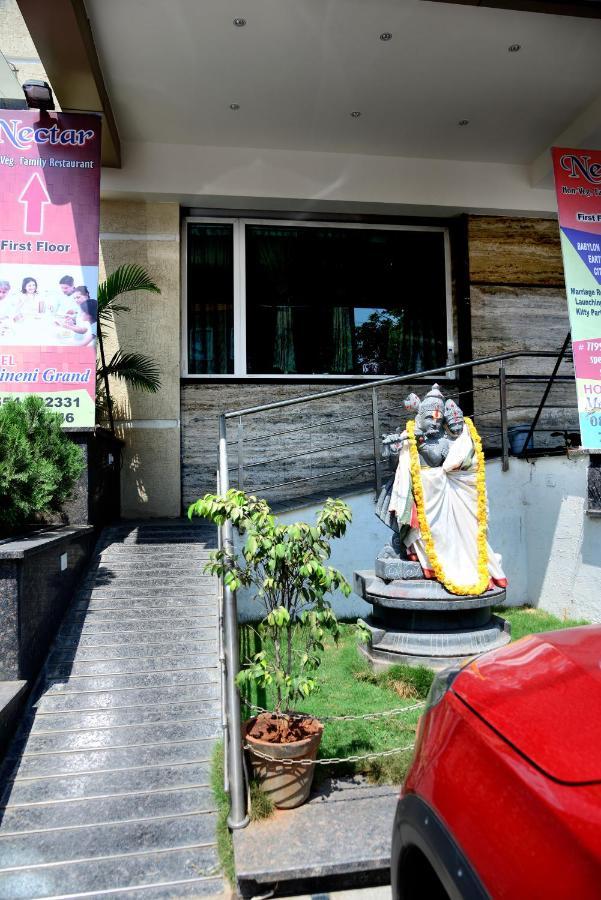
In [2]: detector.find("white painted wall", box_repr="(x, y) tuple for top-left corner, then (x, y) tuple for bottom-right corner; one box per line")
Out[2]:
(236, 453), (600, 623)
(101, 141), (557, 218)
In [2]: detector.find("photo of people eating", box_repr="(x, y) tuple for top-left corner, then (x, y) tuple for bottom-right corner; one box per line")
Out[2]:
(0, 265), (98, 348)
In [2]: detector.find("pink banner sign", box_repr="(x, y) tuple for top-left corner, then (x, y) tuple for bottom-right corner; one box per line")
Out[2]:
(0, 110), (101, 427)
(552, 147), (601, 450)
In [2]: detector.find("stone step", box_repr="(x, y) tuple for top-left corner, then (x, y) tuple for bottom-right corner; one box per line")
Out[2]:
(234, 777), (399, 894)
(42, 670), (219, 698)
(26, 705), (221, 735)
(99, 524), (214, 533)
(57, 628), (218, 647)
(80, 574), (216, 587)
(49, 639), (217, 661)
(94, 548), (214, 556)
(72, 601), (218, 616)
(96, 547), (217, 556)
(75, 590), (217, 603)
(58, 615), (218, 635)
(0, 760), (213, 806)
(81, 579), (215, 592)
(98, 537), (217, 546)
(14, 717), (222, 756)
(0, 811), (217, 869)
(0, 785), (216, 832)
(0, 849), (221, 900)
(32, 683), (221, 713)
(89, 555), (213, 565)
(46, 653), (219, 677)
(6, 738), (215, 779)
(70, 605), (218, 621)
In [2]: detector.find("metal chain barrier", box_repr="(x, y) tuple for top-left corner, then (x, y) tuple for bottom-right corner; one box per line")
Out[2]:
(241, 700), (422, 765)
(241, 698), (425, 722)
(244, 742), (416, 766)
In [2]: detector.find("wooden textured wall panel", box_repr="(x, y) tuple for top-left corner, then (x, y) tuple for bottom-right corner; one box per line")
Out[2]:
(470, 284), (577, 446)
(468, 216), (564, 287)
(468, 212), (578, 447)
(471, 285), (570, 370)
(181, 380), (457, 508)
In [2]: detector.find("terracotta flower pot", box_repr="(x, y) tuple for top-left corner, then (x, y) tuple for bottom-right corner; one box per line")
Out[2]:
(243, 716), (324, 809)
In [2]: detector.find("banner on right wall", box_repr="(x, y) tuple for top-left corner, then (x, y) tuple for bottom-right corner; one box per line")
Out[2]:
(552, 147), (601, 451)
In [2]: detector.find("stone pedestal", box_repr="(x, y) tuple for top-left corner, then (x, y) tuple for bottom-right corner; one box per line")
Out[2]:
(354, 570), (511, 671)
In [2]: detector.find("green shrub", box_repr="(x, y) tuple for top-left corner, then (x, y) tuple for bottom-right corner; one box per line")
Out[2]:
(0, 397), (84, 532)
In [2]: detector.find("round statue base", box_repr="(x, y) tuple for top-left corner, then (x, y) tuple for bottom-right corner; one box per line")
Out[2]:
(353, 570), (511, 672)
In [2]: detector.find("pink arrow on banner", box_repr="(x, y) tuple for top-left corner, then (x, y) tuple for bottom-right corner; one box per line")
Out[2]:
(18, 173), (50, 234)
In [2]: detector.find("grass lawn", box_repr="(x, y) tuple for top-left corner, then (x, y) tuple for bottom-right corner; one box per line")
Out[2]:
(213, 606), (590, 882)
(239, 605), (590, 786)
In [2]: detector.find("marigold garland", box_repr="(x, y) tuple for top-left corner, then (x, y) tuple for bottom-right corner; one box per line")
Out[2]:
(406, 417), (490, 596)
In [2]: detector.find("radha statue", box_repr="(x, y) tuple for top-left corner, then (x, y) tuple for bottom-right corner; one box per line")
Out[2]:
(376, 385), (507, 596)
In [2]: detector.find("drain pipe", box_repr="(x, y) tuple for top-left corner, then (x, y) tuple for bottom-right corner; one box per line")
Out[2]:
(219, 414), (250, 829)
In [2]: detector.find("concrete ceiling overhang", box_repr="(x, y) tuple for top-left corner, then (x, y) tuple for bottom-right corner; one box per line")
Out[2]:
(16, 0), (601, 202)
(82, 0), (601, 170)
(16, 0), (120, 167)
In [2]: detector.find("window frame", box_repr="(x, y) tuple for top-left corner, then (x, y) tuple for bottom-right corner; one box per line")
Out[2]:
(181, 215), (454, 380)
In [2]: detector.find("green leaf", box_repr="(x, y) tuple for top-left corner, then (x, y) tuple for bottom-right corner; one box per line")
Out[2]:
(100, 349), (161, 393)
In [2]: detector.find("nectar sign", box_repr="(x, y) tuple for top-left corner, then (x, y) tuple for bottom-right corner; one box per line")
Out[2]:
(0, 110), (101, 427)
(552, 146), (601, 450)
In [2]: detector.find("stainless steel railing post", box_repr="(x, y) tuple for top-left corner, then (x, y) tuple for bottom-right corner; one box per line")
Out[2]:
(499, 363), (509, 472)
(371, 387), (382, 494)
(218, 414), (249, 829)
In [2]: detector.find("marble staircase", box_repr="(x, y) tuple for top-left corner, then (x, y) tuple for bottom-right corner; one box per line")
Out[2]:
(0, 520), (224, 899)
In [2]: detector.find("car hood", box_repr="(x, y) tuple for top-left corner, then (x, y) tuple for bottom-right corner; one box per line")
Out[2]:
(452, 625), (601, 784)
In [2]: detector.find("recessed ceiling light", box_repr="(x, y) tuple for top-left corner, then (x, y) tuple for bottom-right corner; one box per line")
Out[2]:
(230, 103), (240, 110)
(508, 43), (521, 52)
(380, 32), (392, 41)
(233, 17), (246, 27)
(350, 111), (362, 118)
(458, 119), (469, 126)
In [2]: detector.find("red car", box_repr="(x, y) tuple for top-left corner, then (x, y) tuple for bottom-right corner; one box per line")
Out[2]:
(391, 625), (601, 900)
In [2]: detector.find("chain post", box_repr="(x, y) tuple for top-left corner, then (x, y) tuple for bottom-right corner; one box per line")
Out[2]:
(499, 363), (509, 472)
(371, 387), (382, 493)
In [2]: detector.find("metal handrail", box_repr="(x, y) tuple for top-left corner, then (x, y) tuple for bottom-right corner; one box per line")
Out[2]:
(223, 350), (570, 419)
(216, 346), (575, 828)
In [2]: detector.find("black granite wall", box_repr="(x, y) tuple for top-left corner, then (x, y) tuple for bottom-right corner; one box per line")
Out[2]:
(0, 527), (94, 681)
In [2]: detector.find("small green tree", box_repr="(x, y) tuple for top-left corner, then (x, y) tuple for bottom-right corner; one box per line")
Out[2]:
(96, 264), (162, 429)
(0, 397), (84, 532)
(189, 490), (353, 714)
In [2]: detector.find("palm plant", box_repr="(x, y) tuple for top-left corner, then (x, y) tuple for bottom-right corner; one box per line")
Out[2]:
(96, 264), (162, 431)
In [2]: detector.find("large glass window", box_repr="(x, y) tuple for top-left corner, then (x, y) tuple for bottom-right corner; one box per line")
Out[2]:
(186, 223), (234, 374)
(184, 219), (451, 377)
(245, 224), (448, 376)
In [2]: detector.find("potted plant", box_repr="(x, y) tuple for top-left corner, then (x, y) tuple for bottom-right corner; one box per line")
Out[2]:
(189, 489), (352, 808)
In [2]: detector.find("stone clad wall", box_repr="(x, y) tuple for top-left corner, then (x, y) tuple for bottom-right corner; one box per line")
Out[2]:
(181, 380), (447, 510)
(468, 215), (577, 448)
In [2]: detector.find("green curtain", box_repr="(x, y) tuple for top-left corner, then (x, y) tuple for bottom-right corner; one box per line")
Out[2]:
(331, 306), (353, 373)
(188, 225), (233, 374)
(273, 305), (296, 373)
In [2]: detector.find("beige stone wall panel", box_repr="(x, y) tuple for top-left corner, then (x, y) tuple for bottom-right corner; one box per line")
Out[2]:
(98, 201), (181, 517)
(118, 426), (181, 519)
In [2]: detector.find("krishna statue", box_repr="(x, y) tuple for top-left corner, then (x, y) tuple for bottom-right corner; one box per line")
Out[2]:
(375, 384), (507, 597)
